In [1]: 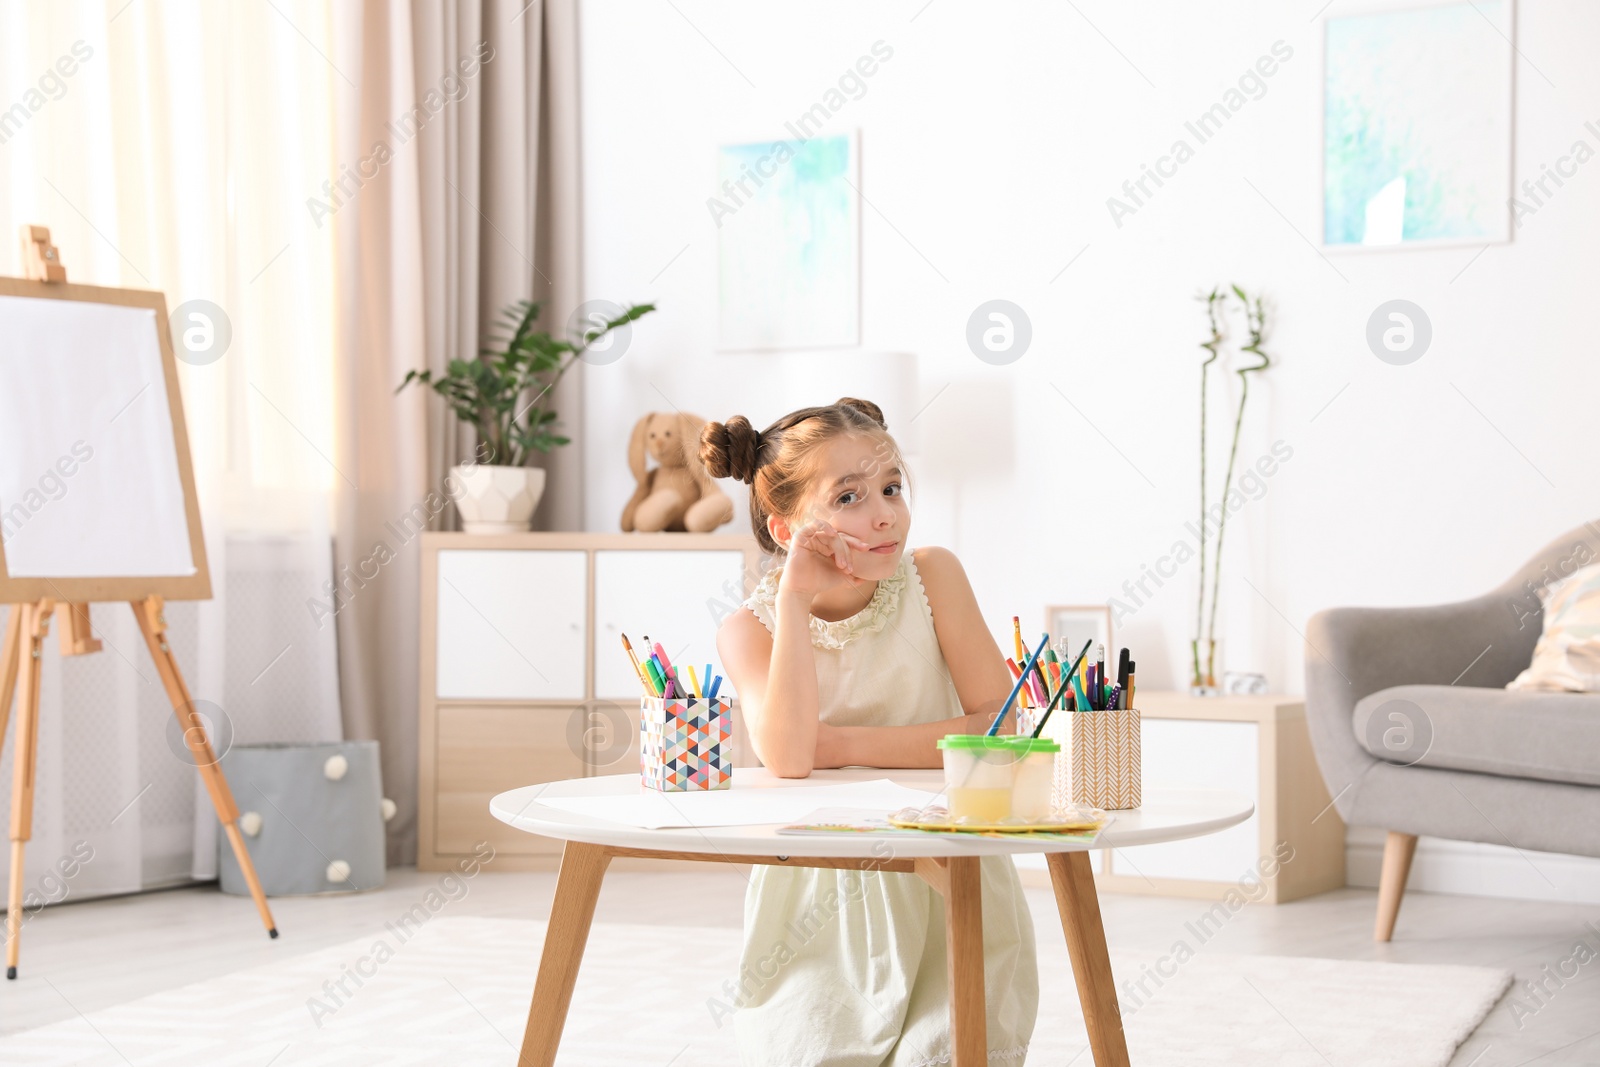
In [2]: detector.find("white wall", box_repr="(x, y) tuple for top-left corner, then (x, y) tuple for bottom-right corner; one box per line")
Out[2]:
(577, 0), (1599, 699)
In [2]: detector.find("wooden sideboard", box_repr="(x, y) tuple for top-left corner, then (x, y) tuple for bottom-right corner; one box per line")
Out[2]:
(418, 532), (767, 871)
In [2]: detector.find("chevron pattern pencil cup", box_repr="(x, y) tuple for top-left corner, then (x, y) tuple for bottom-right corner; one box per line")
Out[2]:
(640, 695), (734, 792)
(1053, 708), (1142, 810)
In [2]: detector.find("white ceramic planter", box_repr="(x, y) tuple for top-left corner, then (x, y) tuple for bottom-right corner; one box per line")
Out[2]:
(449, 464), (545, 534)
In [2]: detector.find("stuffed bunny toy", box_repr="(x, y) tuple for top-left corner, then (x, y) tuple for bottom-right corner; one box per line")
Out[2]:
(621, 411), (734, 533)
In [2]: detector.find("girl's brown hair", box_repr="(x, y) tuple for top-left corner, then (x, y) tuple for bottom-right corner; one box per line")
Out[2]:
(699, 397), (908, 556)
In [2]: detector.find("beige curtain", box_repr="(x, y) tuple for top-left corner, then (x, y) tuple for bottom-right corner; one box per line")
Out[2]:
(0, 0), (344, 895)
(330, 0), (584, 865)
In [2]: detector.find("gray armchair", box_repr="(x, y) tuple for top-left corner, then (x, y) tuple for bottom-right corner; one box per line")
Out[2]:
(1305, 519), (1600, 940)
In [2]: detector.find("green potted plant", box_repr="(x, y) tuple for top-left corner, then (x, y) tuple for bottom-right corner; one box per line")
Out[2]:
(398, 298), (655, 533)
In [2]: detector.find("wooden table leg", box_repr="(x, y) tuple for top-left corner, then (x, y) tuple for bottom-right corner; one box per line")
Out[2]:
(1047, 851), (1130, 1067)
(518, 840), (612, 1067)
(944, 855), (988, 1066)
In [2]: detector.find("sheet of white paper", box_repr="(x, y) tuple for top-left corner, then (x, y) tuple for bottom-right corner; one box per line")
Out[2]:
(536, 778), (945, 830)
(0, 296), (196, 578)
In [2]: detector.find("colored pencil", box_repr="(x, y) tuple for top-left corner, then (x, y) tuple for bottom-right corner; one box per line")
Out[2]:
(621, 634), (652, 695)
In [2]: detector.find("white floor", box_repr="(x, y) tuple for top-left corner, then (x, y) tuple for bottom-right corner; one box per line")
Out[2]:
(3, 866), (1596, 1065)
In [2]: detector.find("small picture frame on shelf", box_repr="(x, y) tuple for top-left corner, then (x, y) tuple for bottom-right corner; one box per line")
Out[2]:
(1045, 605), (1112, 662)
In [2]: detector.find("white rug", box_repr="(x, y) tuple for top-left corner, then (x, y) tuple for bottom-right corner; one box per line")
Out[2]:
(8, 916), (1510, 1066)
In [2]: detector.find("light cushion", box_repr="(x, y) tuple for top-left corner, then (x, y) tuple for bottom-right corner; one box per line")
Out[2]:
(1352, 684), (1600, 787)
(1508, 561), (1600, 691)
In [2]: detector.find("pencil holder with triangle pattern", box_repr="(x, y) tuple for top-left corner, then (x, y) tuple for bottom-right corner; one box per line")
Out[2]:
(640, 695), (734, 791)
(1048, 707), (1142, 810)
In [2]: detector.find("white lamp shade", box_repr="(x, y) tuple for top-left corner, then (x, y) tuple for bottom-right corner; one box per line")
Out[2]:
(777, 351), (920, 456)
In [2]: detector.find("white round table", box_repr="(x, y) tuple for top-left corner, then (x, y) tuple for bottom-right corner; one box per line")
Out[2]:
(492, 767), (1253, 1067)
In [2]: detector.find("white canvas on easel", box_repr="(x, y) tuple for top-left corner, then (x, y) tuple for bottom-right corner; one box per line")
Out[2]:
(0, 276), (210, 601)
(0, 294), (196, 579)
(0, 259), (269, 981)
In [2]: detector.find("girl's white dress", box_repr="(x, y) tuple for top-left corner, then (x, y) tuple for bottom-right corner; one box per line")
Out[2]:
(731, 549), (1038, 1067)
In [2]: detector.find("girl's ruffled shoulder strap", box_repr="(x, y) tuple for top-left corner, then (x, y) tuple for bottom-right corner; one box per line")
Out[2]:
(740, 555), (909, 650)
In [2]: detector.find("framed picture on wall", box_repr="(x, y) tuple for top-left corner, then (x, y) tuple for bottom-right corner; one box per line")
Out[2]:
(714, 130), (861, 351)
(1045, 605), (1112, 663)
(1319, 0), (1514, 250)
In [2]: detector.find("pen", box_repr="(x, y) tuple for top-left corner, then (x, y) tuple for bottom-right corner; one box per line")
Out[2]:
(644, 658), (665, 697)
(686, 664), (702, 698)
(707, 672), (723, 699)
(1094, 643), (1106, 706)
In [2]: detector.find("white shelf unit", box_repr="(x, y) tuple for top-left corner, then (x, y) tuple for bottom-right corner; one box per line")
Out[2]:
(419, 532), (765, 871)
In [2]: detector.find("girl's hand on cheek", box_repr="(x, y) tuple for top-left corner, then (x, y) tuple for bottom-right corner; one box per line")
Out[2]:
(778, 518), (872, 601)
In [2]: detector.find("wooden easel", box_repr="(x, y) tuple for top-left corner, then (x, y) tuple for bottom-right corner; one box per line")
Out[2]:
(0, 228), (277, 979)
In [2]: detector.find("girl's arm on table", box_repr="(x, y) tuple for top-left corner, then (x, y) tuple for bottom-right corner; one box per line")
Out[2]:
(718, 594), (821, 779)
(814, 546), (1020, 770)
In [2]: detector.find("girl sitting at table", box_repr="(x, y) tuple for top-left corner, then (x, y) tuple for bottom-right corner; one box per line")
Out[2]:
(701, 397), (1038, 1067)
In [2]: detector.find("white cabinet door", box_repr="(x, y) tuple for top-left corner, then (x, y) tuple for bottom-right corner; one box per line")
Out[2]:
(1113, 719), (1260, 882)
(593, 550), (748, 700)
(436, 550), (587, 700)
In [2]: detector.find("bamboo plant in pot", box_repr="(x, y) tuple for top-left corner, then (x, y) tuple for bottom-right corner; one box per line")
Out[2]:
(1191, 284), (1272, 694)
(398, 299), (655, 533)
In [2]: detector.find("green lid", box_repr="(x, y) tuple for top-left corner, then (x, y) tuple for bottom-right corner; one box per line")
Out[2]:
(937, 734), (1060, 754)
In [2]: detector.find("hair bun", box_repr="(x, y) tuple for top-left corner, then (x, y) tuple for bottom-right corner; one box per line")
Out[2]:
(835, 396), (887, 430)
(699, 415), (762, 484)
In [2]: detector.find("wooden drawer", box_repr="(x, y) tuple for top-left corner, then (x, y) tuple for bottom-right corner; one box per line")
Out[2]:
(435, 704), (586, 855)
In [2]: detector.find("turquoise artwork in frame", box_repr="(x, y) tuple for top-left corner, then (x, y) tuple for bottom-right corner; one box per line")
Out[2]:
(1321, 0), (1514, 249)
(714, 131), (860, 351)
